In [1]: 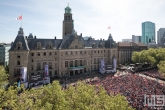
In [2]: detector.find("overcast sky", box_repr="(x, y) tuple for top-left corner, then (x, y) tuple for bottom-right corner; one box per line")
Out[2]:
(0, 0), (165, 43)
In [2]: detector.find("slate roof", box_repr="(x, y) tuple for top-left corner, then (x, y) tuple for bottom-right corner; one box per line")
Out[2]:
(10, 27), (29, 51)
(27, 38), (62, 50)
(117, 42), (147, 47)
(10, 28), (116, 51)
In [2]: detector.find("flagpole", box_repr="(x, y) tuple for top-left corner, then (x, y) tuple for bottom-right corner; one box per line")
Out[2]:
(21, 14), (22, 28)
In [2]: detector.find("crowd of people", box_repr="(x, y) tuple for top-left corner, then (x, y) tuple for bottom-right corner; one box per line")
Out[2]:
(63, 70), (165, 109)
(140, 69), (165, 81)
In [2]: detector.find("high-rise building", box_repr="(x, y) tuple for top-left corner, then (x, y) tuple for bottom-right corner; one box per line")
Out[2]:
(157, 28), (165, 45)
(142, 21), (155, 45)
(132, 35), (141, 43)
(0, 43), (11, 67)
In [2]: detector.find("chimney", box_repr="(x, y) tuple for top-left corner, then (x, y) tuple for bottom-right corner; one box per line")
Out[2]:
(34, 36), (36, 39)
(55, 36), (56, 40)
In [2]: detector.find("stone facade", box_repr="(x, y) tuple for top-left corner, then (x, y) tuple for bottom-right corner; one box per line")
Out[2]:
(9, 6), (117, 85)
(117, 42), (148, 64)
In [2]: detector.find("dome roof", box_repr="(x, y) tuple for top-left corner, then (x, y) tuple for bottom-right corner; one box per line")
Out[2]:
(65, 6), (71, 14)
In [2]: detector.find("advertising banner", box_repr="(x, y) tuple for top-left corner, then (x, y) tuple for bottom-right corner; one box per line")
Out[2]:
(113, 58), (117, 68)
(20, 67), (27, 83)
(100, 59), (105, 74)
(44, 64), (50, 84)
(44, 65), (49, 77)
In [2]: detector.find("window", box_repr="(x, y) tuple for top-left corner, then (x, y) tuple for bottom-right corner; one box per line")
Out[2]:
(98, 58), (100, 63)
(55, 70), (57, 75)
(94, 65), (96, 70)
(80, 60), (82, 66)
(31, 59), (33, 62)
(17, 55), (20, 58)
(84, 51), (86, 54)
(16, 42), (22, 50)
(43, 62), (47, 69)
(55, 63), (57, 68)
(71, 51), (72, 55)
(49, 71), (52, 76)
(75, 51), (77, 54)
(55, 57), (57, 61)
(44, 52), (46, 56)
(94, 58), (96, 64)
(104, 50), (105, 53)
(98, 50), (99, 53)
(37, 63), (41, 70)
(65, 61), (68, 67)
(66, 52), (68, 55)
(31, 65), (33, 70)
(31, 53), (34, 56)
(49, 52), (51, 55)
(80, 51), (82, 54)
(49, 62), (52, 69)
(70, 61), (73, 67)
(55, 52), (57, 55)
(31, 73), (34, 75)
(75, 60), (78, 66)
(37, 52), (40, 56)
(17, 61), (20, 65)
(108, 50), (110, 53)
(37, 42), (41, 49)
(75, 45), (78, 49)
(84, 60), (86, 65)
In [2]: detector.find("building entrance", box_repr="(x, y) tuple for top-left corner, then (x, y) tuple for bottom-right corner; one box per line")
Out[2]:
(75, 70), (78, 75)
(70, 71), (74, 76)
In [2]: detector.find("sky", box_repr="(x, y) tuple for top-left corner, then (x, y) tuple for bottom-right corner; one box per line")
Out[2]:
(0, 0), (165, 43)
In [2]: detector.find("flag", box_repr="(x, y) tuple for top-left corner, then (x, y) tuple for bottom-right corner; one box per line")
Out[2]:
(16, 15), (22, 20)
(108, 26), (110, 29)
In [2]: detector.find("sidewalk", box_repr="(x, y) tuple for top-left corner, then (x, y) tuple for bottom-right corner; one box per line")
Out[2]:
(137, 73), (165, 85)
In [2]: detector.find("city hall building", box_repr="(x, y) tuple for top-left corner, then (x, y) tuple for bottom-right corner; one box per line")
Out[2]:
(9, 6), (117, 85)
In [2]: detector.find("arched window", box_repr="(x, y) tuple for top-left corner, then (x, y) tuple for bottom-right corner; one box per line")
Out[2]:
(48, 42), (52, 49)
(37, 42), (41, 49)
(16, 42), (22, 50)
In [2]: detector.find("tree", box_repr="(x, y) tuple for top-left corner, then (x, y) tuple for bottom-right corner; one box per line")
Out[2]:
(158, 61), (165, 77)
(0, 81), (134, 110)
(0, 66), (9, 89)
(64, 81), (134, 110)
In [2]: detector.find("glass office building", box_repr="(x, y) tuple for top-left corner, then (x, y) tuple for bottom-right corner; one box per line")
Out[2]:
(142, 21), (155, 44)
(0, 43), (11, 67)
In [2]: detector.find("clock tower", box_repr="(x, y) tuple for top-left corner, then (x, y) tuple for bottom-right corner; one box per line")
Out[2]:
(62, 4), (74, 38)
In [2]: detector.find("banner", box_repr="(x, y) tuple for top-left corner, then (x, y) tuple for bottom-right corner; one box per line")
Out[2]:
(20, 67), (27, 83)
(113, 58), (117, 68)
(44, 65), (49, 77)
(100, 59), (105, 74)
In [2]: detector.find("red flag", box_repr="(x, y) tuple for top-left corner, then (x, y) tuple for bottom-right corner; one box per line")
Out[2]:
(16, 15), (22, 20)
(107, 26), (110, 29)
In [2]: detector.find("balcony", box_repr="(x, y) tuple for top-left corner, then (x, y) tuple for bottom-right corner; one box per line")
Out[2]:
(68, 66), (85, 70)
